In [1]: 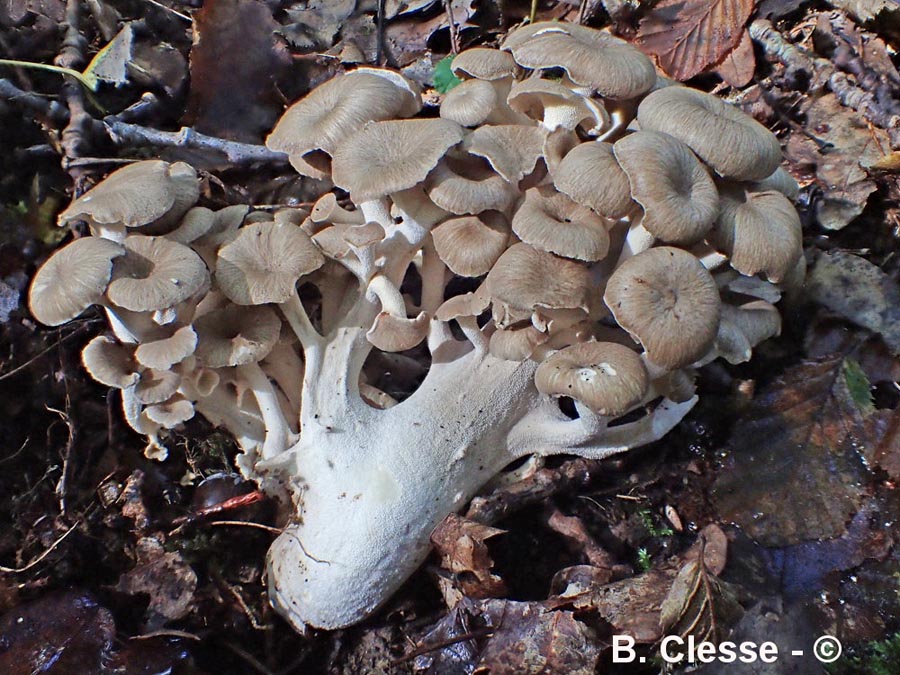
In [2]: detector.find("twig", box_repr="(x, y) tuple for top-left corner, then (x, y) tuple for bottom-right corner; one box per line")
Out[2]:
(0, 78), (68, 122)
(130, 629), (202, 641)
(394, 628), (494, 663)
(103, 119), (289, 165)
(0, 520), (80, 574)
(376, 0), (386, 65)
(0, 321), (97, 382)
(55, 0), (94, 191)
(750, 19), (900, 147)
(0, 438), (29, 465)
(444, 0), (460, 54)
(222, 642), (274, 675)
(139, 0), (191, 22)
(208, 520), (283, 534)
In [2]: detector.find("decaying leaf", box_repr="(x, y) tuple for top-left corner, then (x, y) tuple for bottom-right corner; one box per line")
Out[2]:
(784, 93), (889, 230)
(806, 251), (900, 354)
(412, 598), (599, 675)
(634, 0), (755, 81)
(828, 0), (899, 22)
(83, 23), (134, 87)
(712, 356), (872, 546)
(184, 0), (288, 143)
(713, 29), (756, 87)
(858, 409), (900, 479)
(282, 0), (356, 50)
(116, 536), (197, 627)
(659, 541), (744, 645)
(432, 513), (506, 600)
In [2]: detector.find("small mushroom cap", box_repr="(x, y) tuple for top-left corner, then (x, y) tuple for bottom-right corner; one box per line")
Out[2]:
(216, 221), (324, 305)
(310, 193), (364, 225)
(432, 212), (510, 277)
(194, 304), (281, 367)
(713, 185), (802, 283)
(425, 158), (515, 215)
(604, 246), (721, 369)
(716, 300), (782, 364)
(145, 396), (195, 427)
(637, 87), (782, 181)
(439, 79), (499, 127)
(489, 324), (549, 361)
(107, 235), (209, 312)
(535, 342), (649, 416)
(81, 335), (140, 388)
(451, 48), (518, 80)
(553, 141), (633, 219)
(332, 119), (465, 202)
(512, 186), (610, 262)
(367, 311), (429, 352)
(751, 166), (800, 201)
(134, 368), (181, 405)
(507, 78), (609, 134)
(463, 125), (546, 184)
(58, 160), (199, 234)
(435, 285), (491, 321)
(29, 237), (125, 326)
(486, 242), (598, 319)
(166, 207), (216, 244)
(135, 325), (198, 369)
(266, 70), (422, 178)
(502, 22), (656, 99)
(613, 131), (718, 244)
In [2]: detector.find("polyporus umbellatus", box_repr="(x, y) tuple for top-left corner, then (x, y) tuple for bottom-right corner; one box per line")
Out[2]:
(29, 21), (803, 631)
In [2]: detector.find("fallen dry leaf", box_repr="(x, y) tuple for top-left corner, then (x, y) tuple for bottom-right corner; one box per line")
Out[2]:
(713, 28), (756, 87)
(117, 536), (198, 627)
(784, 92), (889, 229)
(432, 513), (506, 599)
(634, 0), (755, 81)
(712, 356), (872, 546)
(184, 0), (288, 143)
(829, 0), (899, 21)
(806, 251), (900, 354)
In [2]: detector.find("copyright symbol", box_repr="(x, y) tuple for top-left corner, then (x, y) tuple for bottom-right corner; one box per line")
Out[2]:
(813, 636), (842, 663)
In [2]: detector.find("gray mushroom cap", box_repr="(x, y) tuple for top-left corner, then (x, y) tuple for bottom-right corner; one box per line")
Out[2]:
(107, 235), (209, 312)
(58, 160), (199, 236)
(613, 130), (719, 244)
(216, 221), (324, 305)
(81, 335), (140, 389)
(502, 21), (656, 99)
(604, 246), (721, 369)
(194, 304), (281, 368)
(553, 141), (633, 219)
(637, 87), (782, 181)
(29, 237), (125, 326)
(451, 48), (518, 80)
(431, 212), (510, 277)
(534, 341), (649, 416)
(332, 119), (465, 203)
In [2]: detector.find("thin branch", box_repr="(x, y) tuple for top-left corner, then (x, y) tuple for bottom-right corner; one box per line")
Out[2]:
(103, 119), (289, 165)
(0, 520), (80, 574)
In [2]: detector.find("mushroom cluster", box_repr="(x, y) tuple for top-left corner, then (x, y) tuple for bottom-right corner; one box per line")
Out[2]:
(29, 21), (802, 632)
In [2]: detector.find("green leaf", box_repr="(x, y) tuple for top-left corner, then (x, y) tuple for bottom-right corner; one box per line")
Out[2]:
(843, 358), (875, 415)
(433, 55), (461, 94)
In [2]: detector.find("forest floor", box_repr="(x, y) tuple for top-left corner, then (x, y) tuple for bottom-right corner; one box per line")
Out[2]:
(1, 0), (900, 673)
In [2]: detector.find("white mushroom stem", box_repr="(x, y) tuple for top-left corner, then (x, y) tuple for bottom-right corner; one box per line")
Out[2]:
(419, 243), (447, 315)
(366, 274), (408, 317)
(616, 219), (655, 265)
(456, 315), (489, 352)
(255, 337), (698, 631)
(238, 361), (292, 460)
(279, 292), (322, 352)
(360, 198), (392, 228)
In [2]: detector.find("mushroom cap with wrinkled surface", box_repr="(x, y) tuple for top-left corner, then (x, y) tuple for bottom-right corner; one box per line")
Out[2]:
(512, 186), (610, 262)
(106, 235), (209, 312)
(713, 185), (802, 283)
(553, 141), (633, 219)
(29, 237), (125, 326)
(332, 119), (465, 203)
(266, 70), (422, 178)
(534, 341), (649, 416)
(216, 221), (324, 305)
(507, 78), (609, 134)
(604, 246), (721, 369)
(424, 158), (515, 215)
(135, 325), (198, 370)
(613, 131), (718, 244)
(432, 212), (509, 277)
(502, 22), (656, 99)
(59, 160), (199, 234)
(451, 48), (518, 80)
(637, 87), (782, 181)
(439, 79), (500, 127)
(194, 304), (281, 368)
(486, 242), (598, 319)
(463, 125), (546, 184)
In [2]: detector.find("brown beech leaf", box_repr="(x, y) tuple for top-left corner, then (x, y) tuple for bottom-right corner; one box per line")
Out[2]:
(713, 29), (756, 87)
(184, 0), (288, 143)
(712, 356), (873, 547)
(431, 513), (506, 599)
(634, 0), (756, 81)
(116, 536), (197, 627)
